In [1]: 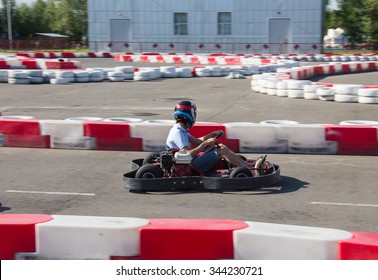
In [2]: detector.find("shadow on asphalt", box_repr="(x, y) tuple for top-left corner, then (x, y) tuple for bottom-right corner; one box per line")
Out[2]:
(0, 203), (11, 212)
(137, 176), (308, 195)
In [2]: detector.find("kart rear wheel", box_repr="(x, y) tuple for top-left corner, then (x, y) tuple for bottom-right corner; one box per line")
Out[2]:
(142, 152), (161, 165)
(230, 166), (253, 178)
(136, 164), (164, 179)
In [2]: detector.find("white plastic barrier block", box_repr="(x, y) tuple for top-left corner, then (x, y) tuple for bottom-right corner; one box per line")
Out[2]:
(224, 122), (287, 153)
(39, 120), (95, 149)
(130, 120), (175, 151)
(17, 215), (149, 260)
(234, 221), (353, 260)
(274, 124), (338, 154)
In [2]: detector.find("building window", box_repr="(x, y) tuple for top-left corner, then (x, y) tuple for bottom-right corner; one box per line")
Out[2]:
(174, 13), (188, 35)
(218, 12), (231, 35)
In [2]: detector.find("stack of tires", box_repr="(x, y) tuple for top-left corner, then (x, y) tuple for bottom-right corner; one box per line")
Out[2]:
(357, 88), (378, 104)
(333, 85), (363, 103)
(8, 70), (30, 84)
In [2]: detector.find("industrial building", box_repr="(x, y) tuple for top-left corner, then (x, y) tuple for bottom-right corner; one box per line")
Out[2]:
(88, 0), (325, 54)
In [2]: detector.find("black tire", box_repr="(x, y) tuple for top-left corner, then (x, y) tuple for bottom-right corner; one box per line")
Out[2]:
(142, 152), (161, 165)
(136, 164), (164, 179)
(229, 166), (253, 178)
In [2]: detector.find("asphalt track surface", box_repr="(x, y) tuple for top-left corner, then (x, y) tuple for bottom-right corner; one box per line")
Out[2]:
(1, 58), (377, 234)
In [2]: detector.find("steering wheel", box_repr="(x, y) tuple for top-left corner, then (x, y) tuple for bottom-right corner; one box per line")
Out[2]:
(215, 130), (224, 139)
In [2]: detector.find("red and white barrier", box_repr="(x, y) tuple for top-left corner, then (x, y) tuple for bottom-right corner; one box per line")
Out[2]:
(1, 214), (377, 260)
(1, 118), (377, 155)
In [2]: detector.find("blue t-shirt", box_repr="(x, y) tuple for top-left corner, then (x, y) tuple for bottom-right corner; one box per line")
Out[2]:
(166, 123), (192, 150)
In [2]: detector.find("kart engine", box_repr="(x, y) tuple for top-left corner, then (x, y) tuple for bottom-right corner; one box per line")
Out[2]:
(160, 151), (173, 171)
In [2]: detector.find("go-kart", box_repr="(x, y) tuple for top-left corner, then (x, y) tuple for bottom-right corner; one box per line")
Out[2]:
(122, 131), (280, 192)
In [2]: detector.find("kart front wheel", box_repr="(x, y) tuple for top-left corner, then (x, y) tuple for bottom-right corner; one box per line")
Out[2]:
(136, 164), (164, 179)
(230, 166), (253, 178)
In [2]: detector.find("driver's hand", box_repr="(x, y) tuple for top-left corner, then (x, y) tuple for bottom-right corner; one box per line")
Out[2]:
(203, 137), (217, 149)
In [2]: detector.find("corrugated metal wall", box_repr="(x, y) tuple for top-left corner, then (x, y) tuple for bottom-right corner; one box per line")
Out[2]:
(88, 0), (323, 53)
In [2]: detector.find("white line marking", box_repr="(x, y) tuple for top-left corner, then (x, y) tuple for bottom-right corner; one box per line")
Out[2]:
(6, 190), (95, 196)
(311, 202), (378, 208)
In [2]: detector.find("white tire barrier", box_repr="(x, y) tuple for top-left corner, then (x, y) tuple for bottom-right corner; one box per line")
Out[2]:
(334, 94), (358, 103)
(50, 78), (70, 85)
(357, 96), (378, 104)
(103, 117), (143, 123)
(195, 67), (211, 77)
(108, 71), (125, 82)
(339, 120), (378, 126)
(234, 221), (353, 260)
(334, 84), (364, 95)
(65, 117), (104, 122)
(317, 87), (335, 101)
(287, 79), (312, 90)
(287, 89), (304, 99)
(177, 67), (193, 78)
(0, 70), (8, 82)
(8, 77), (31, 84)
(88, 70), (105, 82)
(160, 66), (178, 78)
(358, 88), (378, 97)
(260, 120), (299, 125)
(0, 115), (35, 119)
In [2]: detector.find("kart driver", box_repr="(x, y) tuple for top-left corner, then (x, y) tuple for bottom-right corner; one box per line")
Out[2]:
(166, 100), (249, 174)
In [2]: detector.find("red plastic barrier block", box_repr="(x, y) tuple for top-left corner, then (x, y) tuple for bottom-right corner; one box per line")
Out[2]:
(173, 56), (183, 63)
(16, 53), (30, 57)
(0, 214), (53, 260)
(95, 137), (142, 151)
(261, 59), (272, 64)
(102, 52), (112, 58)
(88, 52), (97, 58)
(156, 56), (165, 63)
(140, 55), (149, 62)
(22, 60), (38, 69)
(325, 125), (377, 143)
(189, 123), (239, 152)
(339, 232), (378, 260)
(328, 64), (336, 75)
(48, 52), (57, 58)
(368, 62), (377, 71)
(313, 65), (324, 76)
(62, 52), (75, 58)
(6, 135), (51, 148)
(0, 61), (10, 69)
(45, 61), (62, 69)
(139, 219), (248, 260)
(84, 122), (133, 138)
(60, 62), (76, 69)
(325, 125), (378, 155)
(34, 52), (45, 58)
(123, 55), (133, 62)
(190, 57), (200, 64)
(342, 64), (350, 73)
(0, 119), (41, 136)
(208, 57), (217, 64)
(84, 122), (142, 151)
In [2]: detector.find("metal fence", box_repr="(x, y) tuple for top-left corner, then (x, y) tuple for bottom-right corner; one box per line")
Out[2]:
(1, 39), (323, 54)
(92, 41), (322, 54)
